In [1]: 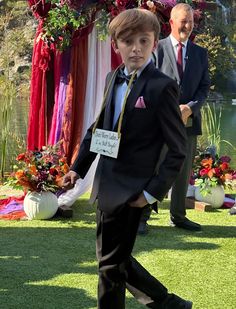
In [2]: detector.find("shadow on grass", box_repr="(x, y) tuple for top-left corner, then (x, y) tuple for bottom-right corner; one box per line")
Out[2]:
(0, 224), (97, 308)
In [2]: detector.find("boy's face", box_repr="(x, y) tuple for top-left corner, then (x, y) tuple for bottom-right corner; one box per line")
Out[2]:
(112, 32), (157, 73)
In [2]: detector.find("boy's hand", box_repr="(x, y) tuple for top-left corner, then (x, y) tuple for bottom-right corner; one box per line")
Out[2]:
(62, 171), (79, 190)
(129, 193), (148, 208)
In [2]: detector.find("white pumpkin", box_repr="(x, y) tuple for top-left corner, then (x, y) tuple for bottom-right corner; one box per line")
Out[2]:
(23, 191), (58, 220)
(195, 185), (225, 208)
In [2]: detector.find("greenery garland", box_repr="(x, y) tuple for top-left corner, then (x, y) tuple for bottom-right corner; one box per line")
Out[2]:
(41, 0), (205, 50)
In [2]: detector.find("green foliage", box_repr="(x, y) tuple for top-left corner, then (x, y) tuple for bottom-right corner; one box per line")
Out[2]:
(0, 29), (16, 179)
(95, 9), (110, 41)
(0, 2), (31, 179)
(43, 0), (93, 50)
(195, 12), (236, 90)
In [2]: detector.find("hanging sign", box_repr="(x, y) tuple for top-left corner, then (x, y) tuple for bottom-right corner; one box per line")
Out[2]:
(90, 128), (121, 158)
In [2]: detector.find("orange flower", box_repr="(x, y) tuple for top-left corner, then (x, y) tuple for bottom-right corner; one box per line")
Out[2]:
(225, 173), (233, 180)
(62, 163), (70, 174)
(55, 175), (63, 187)
(201, 158), (213, 168)
(29, 165), (37, 175)
(207, 168), (214, 178)
(15, 170), (24, 179)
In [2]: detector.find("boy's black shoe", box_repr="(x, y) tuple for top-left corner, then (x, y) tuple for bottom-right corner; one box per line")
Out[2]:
(159, 293), (192, 309)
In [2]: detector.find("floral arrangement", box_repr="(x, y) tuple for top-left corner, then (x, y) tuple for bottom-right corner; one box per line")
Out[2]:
(6, 143), (69, 193)
(192, 148), (236, 196)
(34, 0), (207, 50)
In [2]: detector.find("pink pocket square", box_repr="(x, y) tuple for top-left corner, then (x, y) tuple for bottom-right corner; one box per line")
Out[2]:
(135, 96), (146, 109)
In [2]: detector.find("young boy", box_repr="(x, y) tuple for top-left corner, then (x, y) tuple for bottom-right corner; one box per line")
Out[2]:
(62, 8), (192, 309)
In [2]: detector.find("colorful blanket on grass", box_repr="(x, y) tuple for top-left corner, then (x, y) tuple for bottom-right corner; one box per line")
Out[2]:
(0, 196), (26, 220)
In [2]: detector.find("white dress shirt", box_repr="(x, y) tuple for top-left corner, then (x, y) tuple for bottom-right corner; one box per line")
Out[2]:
(169, 34), (188, 71)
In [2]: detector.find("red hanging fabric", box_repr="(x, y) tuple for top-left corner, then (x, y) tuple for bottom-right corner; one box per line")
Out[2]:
(27, 23), (51, 150)
(28, 0), (51, 18)
(61, 36), (89, 165)
(27, 1), (53, 150)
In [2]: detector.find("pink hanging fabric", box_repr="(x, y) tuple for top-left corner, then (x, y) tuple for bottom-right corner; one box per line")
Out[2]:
(48, 51), (62, 144)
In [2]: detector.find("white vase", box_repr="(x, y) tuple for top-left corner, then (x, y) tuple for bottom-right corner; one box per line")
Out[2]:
(186, 184), (196, 197)
(194, 185), (225, 208)
(23, 191), (58, 220)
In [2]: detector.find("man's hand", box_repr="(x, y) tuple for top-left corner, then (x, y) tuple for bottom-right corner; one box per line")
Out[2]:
(129, 193), (148, 208)
(179, 104), (192, 125)
(61, 171), (79, 190)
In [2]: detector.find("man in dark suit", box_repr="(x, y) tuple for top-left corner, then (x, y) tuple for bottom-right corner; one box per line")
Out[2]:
(138, 3), (210, 234)
(62, 8), (192, 309)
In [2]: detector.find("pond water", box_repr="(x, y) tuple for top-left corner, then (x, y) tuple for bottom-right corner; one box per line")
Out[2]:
(0, 98), (236, 171)
(216, 101), (236, 168)
(202, 100), (236, 168)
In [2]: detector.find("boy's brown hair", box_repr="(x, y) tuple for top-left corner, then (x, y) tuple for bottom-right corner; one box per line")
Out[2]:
(109, 8), (160, 42)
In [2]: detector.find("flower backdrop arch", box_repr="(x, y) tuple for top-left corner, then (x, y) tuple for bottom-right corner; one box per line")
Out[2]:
(36, 0), (208, 50)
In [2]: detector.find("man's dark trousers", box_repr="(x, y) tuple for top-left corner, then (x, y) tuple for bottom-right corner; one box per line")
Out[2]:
(141, 134), (197, 224)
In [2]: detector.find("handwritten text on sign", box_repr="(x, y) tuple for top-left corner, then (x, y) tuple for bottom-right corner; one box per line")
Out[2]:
(90, 129), (121, 158)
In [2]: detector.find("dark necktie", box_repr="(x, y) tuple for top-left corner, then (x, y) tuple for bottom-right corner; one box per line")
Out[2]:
(116, 69), (137, 85)
(177, 42), (183, 79)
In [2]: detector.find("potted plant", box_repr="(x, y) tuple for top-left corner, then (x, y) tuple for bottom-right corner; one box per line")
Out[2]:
(192, 147), (236, 208)
(6, 142), (69, 219)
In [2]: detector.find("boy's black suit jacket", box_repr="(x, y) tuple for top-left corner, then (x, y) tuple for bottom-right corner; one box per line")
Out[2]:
(71, 62), (187, 214)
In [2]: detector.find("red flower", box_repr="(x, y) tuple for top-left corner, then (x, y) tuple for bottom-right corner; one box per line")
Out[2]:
(115, 0), (126, 7)
(214, 167), (221, 177)
(49, 168), (58, 176)
(199, 168), (210, 177)
(16, 153), (26, 161)
(220, 162), (229, 171)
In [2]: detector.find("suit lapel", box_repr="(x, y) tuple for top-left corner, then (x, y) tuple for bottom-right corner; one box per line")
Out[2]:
(126, 62), (155, 111)
(113, 62), (155, 130)
(165, 37), (180, 84)
(182, 40), (193, 85)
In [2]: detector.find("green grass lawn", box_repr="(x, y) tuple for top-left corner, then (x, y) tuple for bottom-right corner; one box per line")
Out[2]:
(0, 192), (236, 309)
